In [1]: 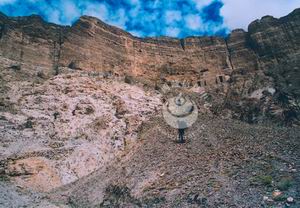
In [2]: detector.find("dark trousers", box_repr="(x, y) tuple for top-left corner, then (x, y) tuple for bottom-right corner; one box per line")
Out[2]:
(178, 129), (185, 143)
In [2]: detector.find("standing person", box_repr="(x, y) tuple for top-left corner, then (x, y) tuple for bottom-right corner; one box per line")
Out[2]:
(177, 120), (187, 143)
(178, 128), (185, 143)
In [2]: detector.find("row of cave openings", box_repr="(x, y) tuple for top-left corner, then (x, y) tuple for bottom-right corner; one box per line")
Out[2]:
(197, 75), (225, 87)
(165, 75), (226, 88)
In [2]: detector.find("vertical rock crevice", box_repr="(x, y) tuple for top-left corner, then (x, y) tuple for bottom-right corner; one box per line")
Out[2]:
(53, 28), (63, 75)
(180, 38), (185, 51)
(0, 24), (4, 40)
(19, 28), (24, 67)
(0, 12), (7, 40)
(224, 38), (234, 70)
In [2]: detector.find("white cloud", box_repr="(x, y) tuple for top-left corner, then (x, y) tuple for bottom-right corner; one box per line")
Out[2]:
(0, 0), (16, 6)
(110, 8), (128, 28)
(129, 29), (143, 37)
(191, 0), (214, 10)
(129, 6), (139, 18)
(165, 26), (181, 37)
(1, 0), (299, 38)
(61, 0), (80, 24)
(221, 0), (300, 30)
(83, 2), (108, 21)
(47, 9), (61, 24)
(185, 14), (203, 30)
(165, 10), (182, 24)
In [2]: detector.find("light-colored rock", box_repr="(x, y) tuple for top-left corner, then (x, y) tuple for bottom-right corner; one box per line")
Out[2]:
(0, 71), (161, 191)
(272, 190), (283, 198)
(287, 197), (294, 203)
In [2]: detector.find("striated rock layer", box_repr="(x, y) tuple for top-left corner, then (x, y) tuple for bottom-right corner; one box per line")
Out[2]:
(0, 7), (300, 207)
(0, 9), (299, 124)
(0, 9), (298, 85)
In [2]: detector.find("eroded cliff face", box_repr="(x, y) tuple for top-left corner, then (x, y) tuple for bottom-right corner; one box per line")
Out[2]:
(0, 9), (299, 86)
(0, 8), (300, 207)
(0, 11), (232, 86)
(224, 9), (300, 124)
(0, 5), (300, 185)
(0, 9), (299, 92)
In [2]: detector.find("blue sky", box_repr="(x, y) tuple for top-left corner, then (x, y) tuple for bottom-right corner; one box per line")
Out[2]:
(0, 0), (299, 38)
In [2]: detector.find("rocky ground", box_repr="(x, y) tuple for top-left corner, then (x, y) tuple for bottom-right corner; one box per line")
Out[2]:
(46, 114), (299, 208)
(0, 57), (299, 207)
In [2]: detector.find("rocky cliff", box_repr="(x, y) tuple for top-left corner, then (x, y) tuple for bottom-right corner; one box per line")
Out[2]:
(0, 8), (300, 208)
(0, 8), (298, 83)
(0, 9), (299, 124)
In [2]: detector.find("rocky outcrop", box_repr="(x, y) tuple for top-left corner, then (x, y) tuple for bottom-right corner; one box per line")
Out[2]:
(0, 56), (161, 191)
(0, 11), (231, 87)
(0, 8), (299, 88)
(0, 13), (64, 77)
(223, 9), (300, 124)
(59, 15), (231, 87)
(0, 9), (299, 125)
(0, 8), (300, 207)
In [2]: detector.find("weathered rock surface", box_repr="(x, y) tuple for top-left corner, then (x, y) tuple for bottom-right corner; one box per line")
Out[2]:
(0, 55), (161, 192)
(0, 7), (300, 208)
(0, 9), (299, 124)
(223, 9), (300, 124)
(49, 115), (300, 208)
